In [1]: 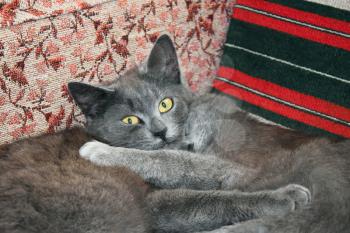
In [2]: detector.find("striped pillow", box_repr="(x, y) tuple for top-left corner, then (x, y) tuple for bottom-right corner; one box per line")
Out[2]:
(214, 0), (350, 138)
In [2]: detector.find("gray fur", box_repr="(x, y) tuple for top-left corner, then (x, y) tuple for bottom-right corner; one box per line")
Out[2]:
(69, 35), (350, 233)
(0, 128), (150, 233)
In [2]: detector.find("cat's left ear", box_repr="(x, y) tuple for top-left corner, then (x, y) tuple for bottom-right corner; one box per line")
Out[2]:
(146, 34), (181, 85)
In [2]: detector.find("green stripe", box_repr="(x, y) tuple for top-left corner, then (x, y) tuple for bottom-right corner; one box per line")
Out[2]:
(267, 0), (350, 22)
(226, 19), (350, 81)
(212, 88), (342, 139)
(220, 46), (350, 108)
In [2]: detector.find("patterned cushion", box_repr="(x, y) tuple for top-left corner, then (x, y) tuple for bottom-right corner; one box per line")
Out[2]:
(0, 0), (234, 145)
(0, 0), (110, 27)
(214, 0), (350, 138)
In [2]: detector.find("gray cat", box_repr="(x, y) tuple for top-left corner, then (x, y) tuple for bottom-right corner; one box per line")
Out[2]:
(69, 35), (350, 233)
(0, 36), (312, 233)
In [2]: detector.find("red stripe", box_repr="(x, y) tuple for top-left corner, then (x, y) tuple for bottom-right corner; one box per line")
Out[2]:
(217, 66), (350, 123)
(232, 8), (350, 52)
(213, 80), (350, 138)
(236, 0), (350, 35)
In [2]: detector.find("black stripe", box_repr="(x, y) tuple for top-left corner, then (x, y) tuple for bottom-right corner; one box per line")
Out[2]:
(266, 0), (350, 22)
(220, 45), (350, 108)
(226, 19), (350, 81)
(212, 88), (342, 139)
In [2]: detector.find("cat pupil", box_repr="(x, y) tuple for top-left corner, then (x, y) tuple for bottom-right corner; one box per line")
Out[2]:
(128, 118), (132, 124)
(162, 102), (167, 108)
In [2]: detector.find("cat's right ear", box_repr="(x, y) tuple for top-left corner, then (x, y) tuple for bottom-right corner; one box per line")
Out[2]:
(68, 82), (114, 119)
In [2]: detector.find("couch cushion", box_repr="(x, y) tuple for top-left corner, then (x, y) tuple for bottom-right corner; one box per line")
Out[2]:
(214, 0), (350, 138)
(0, 0), (111, 27)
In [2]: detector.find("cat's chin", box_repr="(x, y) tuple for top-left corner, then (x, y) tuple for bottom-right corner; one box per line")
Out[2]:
(141, 139), (168, 151)
(149, 139), (178, 150)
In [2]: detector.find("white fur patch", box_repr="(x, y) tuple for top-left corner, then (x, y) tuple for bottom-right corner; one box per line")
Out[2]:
(79, 141), (113, 165)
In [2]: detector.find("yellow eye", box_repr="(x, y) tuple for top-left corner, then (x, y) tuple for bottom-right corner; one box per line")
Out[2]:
(122, 115), (140, 125)
(159, 98), (173, 113)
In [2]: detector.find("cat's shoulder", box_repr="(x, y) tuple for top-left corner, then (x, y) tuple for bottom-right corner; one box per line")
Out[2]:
(191, 92), (240, 112)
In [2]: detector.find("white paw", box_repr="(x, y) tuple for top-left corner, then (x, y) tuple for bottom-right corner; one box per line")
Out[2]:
(79, 141), (113, 165)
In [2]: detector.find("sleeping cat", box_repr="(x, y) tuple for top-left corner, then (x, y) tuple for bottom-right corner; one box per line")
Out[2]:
(71, 35), (350, 233)
(0, 36), (313, 233)
(0, 128), (150, 233)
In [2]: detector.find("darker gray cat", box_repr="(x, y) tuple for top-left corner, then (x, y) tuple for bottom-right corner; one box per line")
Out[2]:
(69, 35), (350, 233)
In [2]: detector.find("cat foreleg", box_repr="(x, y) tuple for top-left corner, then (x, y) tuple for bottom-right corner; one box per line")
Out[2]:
(79, 141), (249, 190)
(148, 184), (311, 233)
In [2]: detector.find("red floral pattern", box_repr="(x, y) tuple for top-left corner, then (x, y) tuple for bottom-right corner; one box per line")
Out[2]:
(0, 0), (234, 144)
(0, 0), (109, 27)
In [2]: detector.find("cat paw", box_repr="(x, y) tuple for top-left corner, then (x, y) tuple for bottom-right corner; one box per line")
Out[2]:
(197, 220), (267, 233)
(262, 184), (311, 217)
(79, 141), (113, 165)
(275, 184), (311, 211)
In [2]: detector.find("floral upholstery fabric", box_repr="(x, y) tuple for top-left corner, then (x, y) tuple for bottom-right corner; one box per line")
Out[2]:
(0, 0), (110, 27)
(0, 0), (233, 144)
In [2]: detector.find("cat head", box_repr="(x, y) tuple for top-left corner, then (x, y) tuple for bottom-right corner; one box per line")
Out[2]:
(68, 35), (193, 150)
